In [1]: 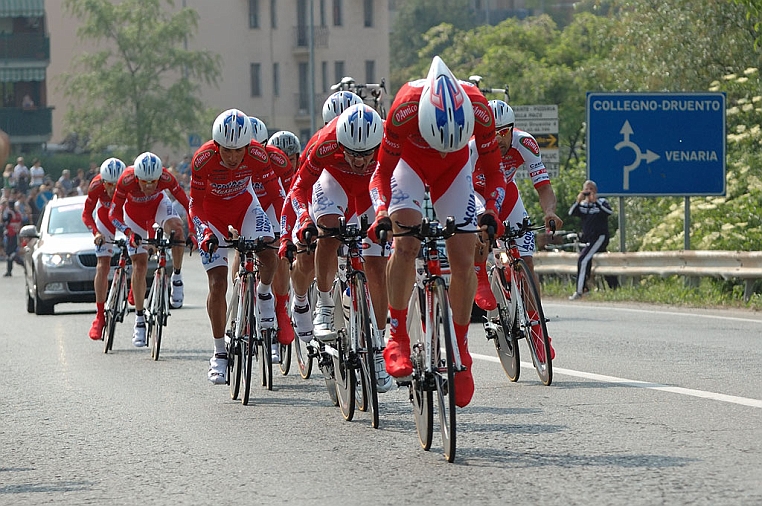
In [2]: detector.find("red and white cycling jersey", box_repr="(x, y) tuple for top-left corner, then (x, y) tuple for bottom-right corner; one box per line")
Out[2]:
(189, 139), (283, 236)
(471, 128), (550, 221)
(369, 80), (505, 214)
(266, 144), (295, 193)
(109, 167), (191, 236)
(289, 117), (374, 230)
(82, 174), (116, 236)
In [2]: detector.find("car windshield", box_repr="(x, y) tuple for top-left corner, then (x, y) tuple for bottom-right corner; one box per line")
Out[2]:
(47, 203), (89, 235)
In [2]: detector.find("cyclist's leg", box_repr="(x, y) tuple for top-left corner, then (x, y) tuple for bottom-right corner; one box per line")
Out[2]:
(124, 210), (151, 347)
(156, 196), (186, 307)
(240, 192), (277, 328)
(384, 160), (425, 377)
(265, 202), (293, 344)
(90, 209), (114, 340)
(290, 236), (316, 342)
(199, 223), (231, 383)
(472, 192), (496, 311)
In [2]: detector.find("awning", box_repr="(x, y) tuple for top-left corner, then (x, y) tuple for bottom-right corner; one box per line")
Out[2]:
(0, 67), (45, 82)
(0, 0), (45, 18)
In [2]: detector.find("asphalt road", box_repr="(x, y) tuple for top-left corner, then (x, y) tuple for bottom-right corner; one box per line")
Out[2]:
(2, 255), (761, 505)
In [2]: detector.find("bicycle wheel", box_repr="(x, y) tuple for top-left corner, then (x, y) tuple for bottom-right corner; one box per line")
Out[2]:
(227, 279), (243, 399)
(514, 258), (552, 386)
(408, 286), (433, 451)
(241, 275), (256, 405)
(144, 270), (159, 349)
(295, 336), (313, 379)
(488, 265), (520, 382)
(431, 278), (457, 463)
(260, 329), (274, 391)
(104, 270), (124, 353)
(352, 275), (379, 428)
(334, 329), (356, 421)
(151, 274), (167, 361)
(279, 342), (292, 375)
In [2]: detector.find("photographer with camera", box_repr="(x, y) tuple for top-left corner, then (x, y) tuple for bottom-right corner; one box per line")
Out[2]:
(568, 180), (618, 300)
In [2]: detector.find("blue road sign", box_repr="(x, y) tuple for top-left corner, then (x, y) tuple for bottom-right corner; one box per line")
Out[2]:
(586, 92), (726, 196)
(188, 133), (202, 149)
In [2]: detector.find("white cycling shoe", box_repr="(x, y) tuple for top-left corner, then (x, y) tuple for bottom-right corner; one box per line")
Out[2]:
(208, 353), (228, 385)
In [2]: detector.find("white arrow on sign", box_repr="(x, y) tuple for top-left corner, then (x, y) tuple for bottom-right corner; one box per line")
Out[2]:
(614, 120), (660, 190)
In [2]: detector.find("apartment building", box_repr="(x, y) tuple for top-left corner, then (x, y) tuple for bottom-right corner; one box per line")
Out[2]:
(0, 0), (51, 149)
(45, 0), (390, 156)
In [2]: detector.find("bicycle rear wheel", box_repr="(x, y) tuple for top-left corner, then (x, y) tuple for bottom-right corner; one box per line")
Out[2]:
(408, 286), (433, 451)
(431, 278), (457, 463)
(352, 275), (379, 428)
(151, 274), (167, 361)
(488, 266), (520, 382)
(514, 258), (553, 386)
(260, 329), (274, 391)
(295, 337), (313, 379)
(241, 276), (256, 405)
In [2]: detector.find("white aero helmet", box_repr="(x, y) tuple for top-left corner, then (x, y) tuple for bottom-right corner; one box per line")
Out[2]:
(322, 91), (363, 124)
(100, 157), (126, 184)
(336, 104), (383, 154)
(418, 56), (474, 153)
(489, 99), (515, 129)
(248, 116), (269, 144)
(268, 130), (302, 157)
(133, 152), (163, 181)
(212, 108), (252, 149)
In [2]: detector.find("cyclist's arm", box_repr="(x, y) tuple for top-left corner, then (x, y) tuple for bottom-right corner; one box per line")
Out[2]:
(108, 182), (129, 233)
(82, 194), (98, 234)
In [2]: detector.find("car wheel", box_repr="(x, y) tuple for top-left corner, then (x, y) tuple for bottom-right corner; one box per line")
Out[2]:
(34, 291), (54, 315)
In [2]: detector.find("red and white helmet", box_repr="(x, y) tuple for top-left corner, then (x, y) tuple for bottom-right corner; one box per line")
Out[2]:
(418, 56), (474, 153)
(489, 100), (515, 129)
(99, 157), (126, 184)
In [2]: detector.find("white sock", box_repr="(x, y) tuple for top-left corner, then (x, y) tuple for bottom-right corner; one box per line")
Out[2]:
(294, 292), (308, 306)
(213, 337), (226, 355)
(318, 289), (334, 307)
(257, 282), (272, 296)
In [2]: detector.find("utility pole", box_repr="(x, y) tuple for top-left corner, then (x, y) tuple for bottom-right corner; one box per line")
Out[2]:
(308, 0), (316, 134)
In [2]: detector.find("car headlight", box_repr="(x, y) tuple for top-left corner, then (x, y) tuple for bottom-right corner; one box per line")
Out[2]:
(41, 253), (75, 267)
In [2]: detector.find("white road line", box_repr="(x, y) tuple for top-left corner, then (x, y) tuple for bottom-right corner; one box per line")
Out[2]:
(544, 303), (762, 324)
(473, 353), (762, 408)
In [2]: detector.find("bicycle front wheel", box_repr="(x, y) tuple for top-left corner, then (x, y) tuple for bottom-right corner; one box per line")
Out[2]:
(279, 342), (291, 375)
(431, 278), (457, 463)
(334, 331), (356, 421)
(514, 258), (552, 386)
(351, 275), (379, 428)
(226, 280), (242, 400)
(408, 285), (433, 451)
(104, 270), (125, 353)
(488, 265), (520, 382)
(151, 273), (167, 361)
(259, 329), (273, 391)
(241, 275), (256, 405)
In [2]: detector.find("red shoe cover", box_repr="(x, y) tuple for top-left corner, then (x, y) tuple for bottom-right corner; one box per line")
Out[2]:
(88, 316), (105, 341)
(454, 368), (475, 407)
(127, 287), (135, 306)
(383, 338), (412, 377)
(475, 276), (497, 311)
(277, 307), (295, 345)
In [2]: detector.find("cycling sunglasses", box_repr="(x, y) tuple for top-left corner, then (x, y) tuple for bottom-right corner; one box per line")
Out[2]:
(497, 124), (514, 137)
(343, 147), (377, 158)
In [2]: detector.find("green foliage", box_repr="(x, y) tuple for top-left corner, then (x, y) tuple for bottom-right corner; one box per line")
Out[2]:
(60, 0), (222, 154)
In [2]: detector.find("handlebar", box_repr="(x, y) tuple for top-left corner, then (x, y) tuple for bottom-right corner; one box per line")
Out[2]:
(316, 215), (368, 242)
(393, 217), (474, 241)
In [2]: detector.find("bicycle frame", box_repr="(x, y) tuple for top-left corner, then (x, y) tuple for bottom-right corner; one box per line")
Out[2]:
(103, 238), (130, 353)
(143, 225), (177, 361)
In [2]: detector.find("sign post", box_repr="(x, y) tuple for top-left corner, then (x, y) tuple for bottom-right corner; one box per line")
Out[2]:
(513, 104), (559, 178)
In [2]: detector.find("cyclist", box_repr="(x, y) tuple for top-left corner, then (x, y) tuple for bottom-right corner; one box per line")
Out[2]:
(109, 152), (192, 347)
(287, 103), (393, 393)
(368, 56), (506, 408)
(246, 116), (293, 354)
(189, 108), (280, 385)
(83, 157), (126, 340)
(267, 130), (302, 191)
(322, 90), (363, 125)
(471, 99), (562, 361)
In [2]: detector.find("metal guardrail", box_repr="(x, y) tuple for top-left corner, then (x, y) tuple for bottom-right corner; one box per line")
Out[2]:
(533, 251), (762, 301)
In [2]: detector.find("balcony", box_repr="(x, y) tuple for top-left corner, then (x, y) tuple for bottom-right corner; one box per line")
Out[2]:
(0, 107), (52, 142)
(292, 25), (329, 54)
(0, 33), (50, 61)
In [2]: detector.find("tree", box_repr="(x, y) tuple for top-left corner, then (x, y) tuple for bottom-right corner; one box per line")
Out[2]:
(60, 0), (221, 154)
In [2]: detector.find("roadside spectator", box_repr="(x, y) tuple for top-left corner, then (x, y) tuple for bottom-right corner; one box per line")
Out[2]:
(29, 158), (45, 187)
(2, 197), (22, 277)
(21, 94), (35, 110)
(26, 186), (41, 224)
(13, 157), (29, 195)
(36, 183), (54, 211)
(73, 168), (86, 188)
(86, 162), (99, 183)
(177, 154), (191, 178)
(57, 169), (73, 194)
(568, 179), (619, 300)
(2, 163), (13, 190)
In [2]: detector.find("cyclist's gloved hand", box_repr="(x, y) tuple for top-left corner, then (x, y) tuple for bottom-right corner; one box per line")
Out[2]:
(199, 229), (219, 254)
(479, 212), (504, 239)
(296, 220), (318, 245)
(278, 239), (297, 262)
(368, 216), (392, 245)
(186, 235), (198, 250)
(127, 229), (142, 249)
(94, 234), (105, 247)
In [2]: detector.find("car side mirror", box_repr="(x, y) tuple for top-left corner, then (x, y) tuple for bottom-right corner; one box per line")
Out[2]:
(19, 224), (39, 239)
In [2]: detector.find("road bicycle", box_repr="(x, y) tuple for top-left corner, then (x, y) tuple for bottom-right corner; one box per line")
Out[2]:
(331, 76), (388, 119)
(142, 224), (184, 362)
(395, 217), (471, 463)
(102, 238), (130, 353)
(544, 230), (587, 253)
(223, 230), (280, 406)
(483, 217), (554, 385)
(310, 216), (382, 428)
(468, 75), (510, 102)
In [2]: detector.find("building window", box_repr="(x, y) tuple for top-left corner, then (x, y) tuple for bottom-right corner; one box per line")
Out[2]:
(334, 61), (345, 84)
(321, 61), (329, 93)
(250, 63), (261, 97)
(299, 62), (309, 112)
(332, 0), (342, 26)
(273, 62), (280, 97)
(365, 60), (375, 84)
(249, 0), (259, 28)
(270, 0), (277, 29)
(363, 0), (373, 27)
(320, 0), (327, 27)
